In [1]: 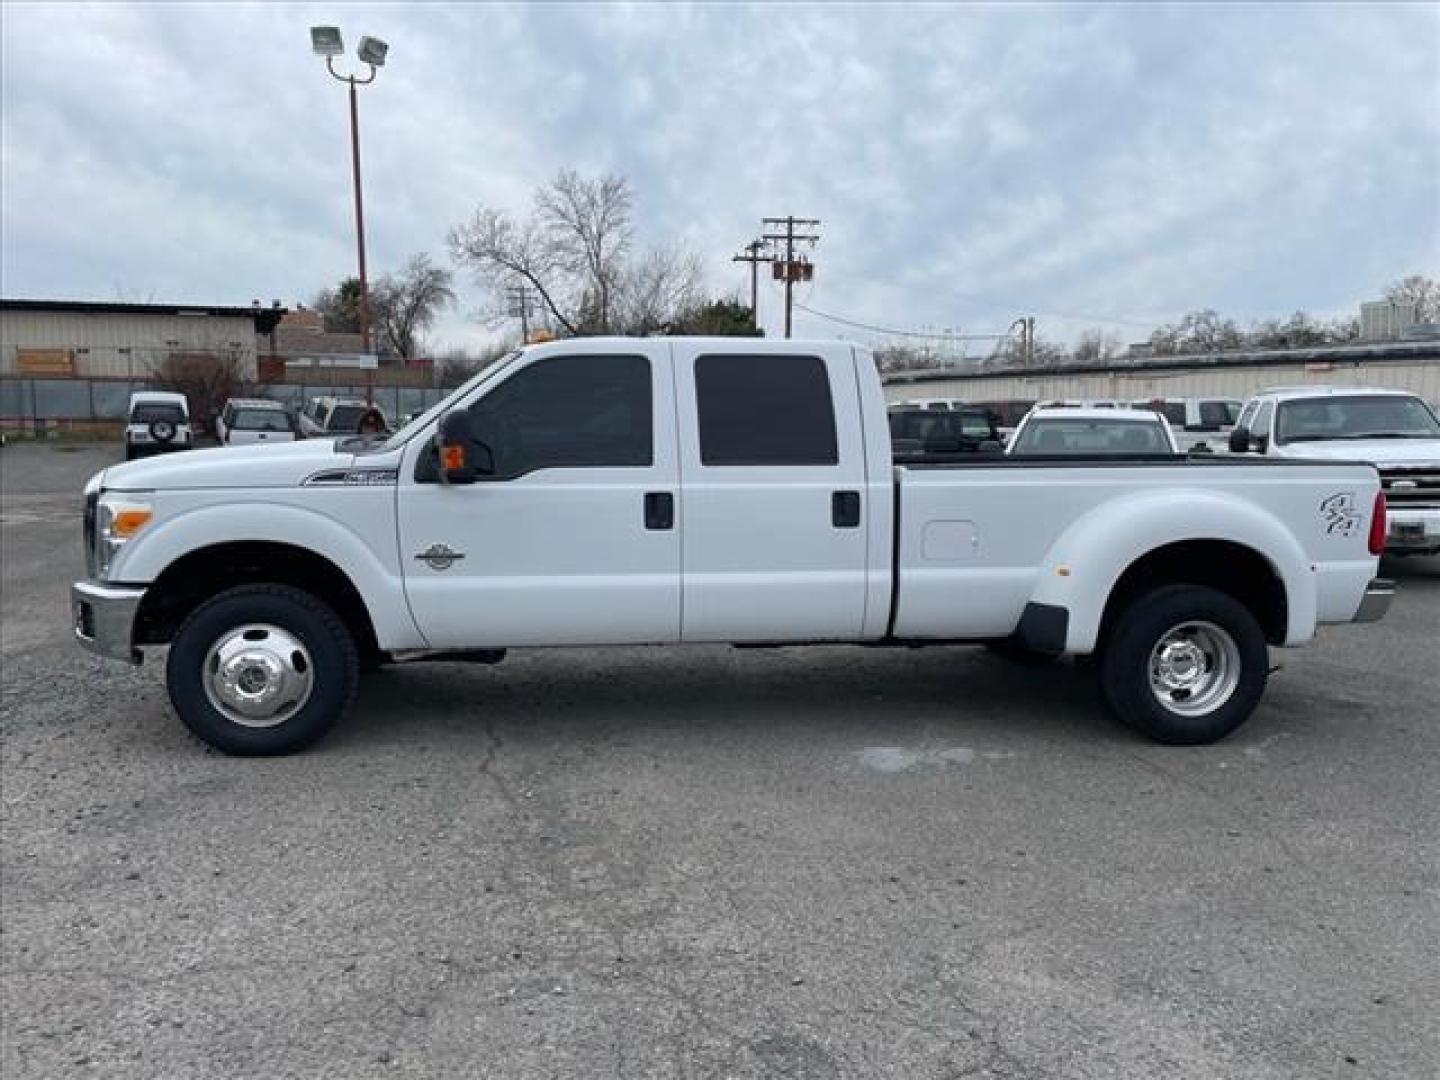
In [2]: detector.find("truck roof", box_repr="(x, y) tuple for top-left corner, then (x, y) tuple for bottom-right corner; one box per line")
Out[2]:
(1254, 385), (1417, 400)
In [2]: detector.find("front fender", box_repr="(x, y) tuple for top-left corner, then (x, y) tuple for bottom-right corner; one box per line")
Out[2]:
(1029, 489), (1315, 653)
(111, 501), (427, 650)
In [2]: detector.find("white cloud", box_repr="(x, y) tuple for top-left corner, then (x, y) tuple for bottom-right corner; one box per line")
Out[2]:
(2, 1), (1436, 350)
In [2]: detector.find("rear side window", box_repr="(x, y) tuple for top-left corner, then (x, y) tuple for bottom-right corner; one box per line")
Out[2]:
(1197, 401), (1232, 429)
(695, 354), (838, 466)
(470, 353), (652, 478)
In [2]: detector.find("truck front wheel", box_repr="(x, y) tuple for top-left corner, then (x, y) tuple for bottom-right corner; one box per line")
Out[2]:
(166, 584), (359, 755)
(1100, 584), (1267, 745)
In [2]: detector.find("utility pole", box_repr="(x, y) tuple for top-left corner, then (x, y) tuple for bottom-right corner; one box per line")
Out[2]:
(761, 216), (819, 338)
(506, 284), (538, 343)
(1007, 316), (1036, 366)
(731, 239), (773, 331)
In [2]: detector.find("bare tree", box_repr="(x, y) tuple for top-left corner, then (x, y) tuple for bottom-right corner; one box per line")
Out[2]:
(537, 171), (633, 333)
(373, 254), (456, 361)
(154, 352), (247, 431)
(1072, 329), (1123, 365)
(617, 245), (704, 335)
(1149, 309), (1244, 355)
(449, 171), (637, 336)
(1385, 274), (1440, 323)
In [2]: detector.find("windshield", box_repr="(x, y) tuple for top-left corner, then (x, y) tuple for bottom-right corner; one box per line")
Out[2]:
(232, 408), (291, 431)
(1011, 418), (1171, 455)
(1275, 395), (1440, 443)
(378, 351), (525, 450)
(325, 405), (370, 432)
(131, 403), (185, 424)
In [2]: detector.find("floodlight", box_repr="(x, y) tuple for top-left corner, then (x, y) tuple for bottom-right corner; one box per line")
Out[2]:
(357, 36), (389, 67)
(310, 26), (344, 58)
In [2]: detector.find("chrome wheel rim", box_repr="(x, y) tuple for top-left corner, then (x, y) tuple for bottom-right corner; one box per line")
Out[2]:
(1147, 620), (1240, 717)
(202, 623), (314, 728)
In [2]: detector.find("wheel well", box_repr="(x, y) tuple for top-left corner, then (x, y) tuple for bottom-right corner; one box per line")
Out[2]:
(134, 542), (380, 657)
(1100, 540), (1288, 645)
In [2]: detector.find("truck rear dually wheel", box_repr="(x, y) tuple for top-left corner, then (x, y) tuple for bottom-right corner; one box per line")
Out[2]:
(1100, 584), (1267, 745)
(166, 584), (358, 755)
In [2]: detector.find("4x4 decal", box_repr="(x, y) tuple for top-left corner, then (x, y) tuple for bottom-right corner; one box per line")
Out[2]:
(1319, 492), (1361, 537)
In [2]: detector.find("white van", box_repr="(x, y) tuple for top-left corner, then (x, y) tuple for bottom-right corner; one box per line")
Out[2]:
(216, 399), (297, 446)
(124, 391), (192, 461)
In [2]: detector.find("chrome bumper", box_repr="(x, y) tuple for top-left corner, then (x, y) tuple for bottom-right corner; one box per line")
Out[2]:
(1353, 578), (1395, 624)
(71, 580), (145, 664)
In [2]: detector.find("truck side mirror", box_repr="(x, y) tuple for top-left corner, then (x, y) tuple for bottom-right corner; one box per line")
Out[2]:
(1228, 427), (1251, 454)
(436, 410), (494, 484)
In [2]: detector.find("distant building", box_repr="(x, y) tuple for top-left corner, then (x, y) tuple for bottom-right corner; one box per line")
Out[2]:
(1360, 300), (1419, 342)
(0, 298), (286, 380)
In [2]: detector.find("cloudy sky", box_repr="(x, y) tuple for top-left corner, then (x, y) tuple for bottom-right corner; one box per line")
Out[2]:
(2, 2), (1437, 352)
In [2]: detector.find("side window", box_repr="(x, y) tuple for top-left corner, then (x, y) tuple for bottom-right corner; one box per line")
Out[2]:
(1163, 402), (1187, 426)
(695, 354), (838, 466)
(469, 354), (652, 478)
(1252, 401), (1275, 438)
(1197, 401), (1230, 429)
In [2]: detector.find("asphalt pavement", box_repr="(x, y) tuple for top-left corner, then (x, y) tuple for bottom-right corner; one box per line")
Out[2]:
(2, 441), (1437, 1079)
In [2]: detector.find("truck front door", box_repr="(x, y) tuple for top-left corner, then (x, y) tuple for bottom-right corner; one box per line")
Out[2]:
(672, 345), (871, 642)
(397, 345), (681, 647)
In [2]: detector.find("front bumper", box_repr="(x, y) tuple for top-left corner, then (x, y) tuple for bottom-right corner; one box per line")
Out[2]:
(1353, 578), (1395, 624)
(71, 580), (146, 664)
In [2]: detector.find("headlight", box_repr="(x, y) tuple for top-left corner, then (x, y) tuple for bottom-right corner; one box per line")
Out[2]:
(96, 496), (153, 578)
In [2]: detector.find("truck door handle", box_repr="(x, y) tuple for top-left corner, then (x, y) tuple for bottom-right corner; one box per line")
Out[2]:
(644, 492), (674, 530)
(832, 490), (861, 528)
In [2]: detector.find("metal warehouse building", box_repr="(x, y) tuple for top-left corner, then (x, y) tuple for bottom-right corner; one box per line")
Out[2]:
(884, 341), (1440, 409)
(0, 299), (286, 381)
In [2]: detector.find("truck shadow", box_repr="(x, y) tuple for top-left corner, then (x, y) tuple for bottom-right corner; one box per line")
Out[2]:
(335, 645), (1129, 753)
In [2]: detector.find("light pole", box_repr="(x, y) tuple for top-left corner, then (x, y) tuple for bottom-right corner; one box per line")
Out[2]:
(309, 26), (388, 361)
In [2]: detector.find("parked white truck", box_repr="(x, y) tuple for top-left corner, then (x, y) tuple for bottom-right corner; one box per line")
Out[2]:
(72, 338), (1393, 755)
(1228, 386), (1440, 556)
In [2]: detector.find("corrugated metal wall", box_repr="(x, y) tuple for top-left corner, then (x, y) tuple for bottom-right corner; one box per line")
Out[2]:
(0, 310), (259, 378)
(885, 358), (1440, 406)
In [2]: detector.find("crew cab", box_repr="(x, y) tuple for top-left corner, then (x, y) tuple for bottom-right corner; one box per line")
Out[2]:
(1229, 386), (1440, 556)
(72, 338), (1392, 755)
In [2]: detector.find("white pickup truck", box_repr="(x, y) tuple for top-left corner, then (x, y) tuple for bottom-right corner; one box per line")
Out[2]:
(72, 338), (1393, 755)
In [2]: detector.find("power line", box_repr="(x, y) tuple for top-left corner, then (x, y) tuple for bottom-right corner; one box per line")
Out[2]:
(793, 301), (1011, 341)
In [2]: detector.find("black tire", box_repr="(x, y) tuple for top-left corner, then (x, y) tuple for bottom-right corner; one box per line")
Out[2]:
(166, 583), (358, 755)
(1099, 584), (1267, 745)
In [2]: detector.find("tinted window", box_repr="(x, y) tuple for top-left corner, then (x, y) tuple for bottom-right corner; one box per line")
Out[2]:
(132, 402), (184, 423)
(1011, 419), (1171, 455)
(470, 354), (652, 478)
(1197, 401), (1233, 429)
(695, 354), (838, 466)
(327, 405), (368, 431)
(1162, 402), (1187, 425)
(232, 408), (292, 431)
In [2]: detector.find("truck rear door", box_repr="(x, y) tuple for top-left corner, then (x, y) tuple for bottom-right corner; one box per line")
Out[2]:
(671, 343), (871, 641)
